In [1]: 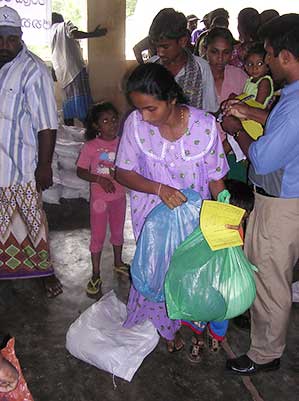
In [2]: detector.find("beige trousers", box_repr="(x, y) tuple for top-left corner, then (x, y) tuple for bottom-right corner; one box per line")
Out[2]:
(245, 193), (299, 364)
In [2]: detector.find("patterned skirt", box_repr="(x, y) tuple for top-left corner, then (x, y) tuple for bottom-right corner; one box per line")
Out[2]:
(0, 181), (54, 279)
(63, 68), (93, 122)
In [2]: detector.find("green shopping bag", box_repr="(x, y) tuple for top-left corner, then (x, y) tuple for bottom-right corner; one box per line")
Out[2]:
(165, 227), (257, 322)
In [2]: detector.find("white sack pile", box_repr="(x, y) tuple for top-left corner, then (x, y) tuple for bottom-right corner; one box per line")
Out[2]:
(43, 125), (89, 204)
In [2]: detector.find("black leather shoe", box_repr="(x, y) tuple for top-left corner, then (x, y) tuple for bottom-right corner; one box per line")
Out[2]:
(226, 354), (280, 375)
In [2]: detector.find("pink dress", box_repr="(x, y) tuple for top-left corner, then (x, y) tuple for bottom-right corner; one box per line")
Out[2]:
(77, 137), (125, 202)
(217, 64), (248, 102)
(116, 106), (229, 340)
(77, 137), (126, 252)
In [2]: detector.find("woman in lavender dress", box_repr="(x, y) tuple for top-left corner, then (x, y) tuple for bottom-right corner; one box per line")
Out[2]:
(115, 63), (229, 353)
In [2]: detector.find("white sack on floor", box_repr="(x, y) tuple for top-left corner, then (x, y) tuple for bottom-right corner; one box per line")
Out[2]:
(66, 290), (159, 382)
(60, 186), (89, 201)
(292, 281), (299, 302)
(55, 140), (83, 165)
(58, 125), (85, 142)
(59, 170), (89, 190)
(51, 153), (61, 183)
(42, 184), (62, 205)
(59, 169), (89, 200)
(44, 125), (89, 204)
(57, 155), (77, 171)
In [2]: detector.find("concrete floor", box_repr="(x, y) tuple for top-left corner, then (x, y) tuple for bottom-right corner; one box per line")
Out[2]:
(0, 198), (299, 401)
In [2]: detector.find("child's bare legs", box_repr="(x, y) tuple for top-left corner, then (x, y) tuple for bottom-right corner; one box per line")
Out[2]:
(113, 245), (125, 267)
(0, 353), (19, 393)
(91, 251), (102, 280)
(113, 245), (130, 275)
(88, 195), (107, 295)
(109, 196), (129, 274)
(86, 252), (102, 295)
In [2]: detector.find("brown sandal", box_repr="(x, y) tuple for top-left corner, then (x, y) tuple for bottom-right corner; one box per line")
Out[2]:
(114, 263), (130, 276)
(188, 333), (205, 363)
(206, 327), (221, 353)
(166, 332), (185, 353)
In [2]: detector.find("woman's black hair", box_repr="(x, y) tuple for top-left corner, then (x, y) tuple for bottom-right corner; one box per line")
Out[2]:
(260, 9), (279, 26)
(203, 27), (235, 50)
(244, 42), (266, 62)
(85, 102), (118, 141)
(238, 8), (261, 42)
(126, 63), (187, 105)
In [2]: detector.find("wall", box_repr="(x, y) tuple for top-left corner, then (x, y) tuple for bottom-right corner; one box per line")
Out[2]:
(87, 0), (137, 113)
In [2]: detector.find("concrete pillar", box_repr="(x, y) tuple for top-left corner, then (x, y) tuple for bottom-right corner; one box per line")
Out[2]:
(87, 0), (129, 112)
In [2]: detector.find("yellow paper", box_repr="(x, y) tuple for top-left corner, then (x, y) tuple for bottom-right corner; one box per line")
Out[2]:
(200, 201), (245, 251)
(241, 120), (263, 140)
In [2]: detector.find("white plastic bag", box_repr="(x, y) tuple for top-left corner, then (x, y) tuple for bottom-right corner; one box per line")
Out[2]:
(66, 291), (159, 382)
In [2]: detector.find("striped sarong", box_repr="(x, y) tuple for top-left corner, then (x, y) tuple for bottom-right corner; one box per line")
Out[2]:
(63, 68), (93, 122)
(0, 181), (54, 279)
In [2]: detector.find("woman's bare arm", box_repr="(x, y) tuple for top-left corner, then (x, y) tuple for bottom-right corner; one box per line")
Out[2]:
(115, 167), (186, 209)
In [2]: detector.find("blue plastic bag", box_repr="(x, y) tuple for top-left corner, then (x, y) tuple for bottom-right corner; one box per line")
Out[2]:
(131, 189), (202, 302)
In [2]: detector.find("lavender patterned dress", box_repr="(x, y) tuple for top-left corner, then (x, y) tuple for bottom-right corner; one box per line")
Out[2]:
(115, 106), (229, 340)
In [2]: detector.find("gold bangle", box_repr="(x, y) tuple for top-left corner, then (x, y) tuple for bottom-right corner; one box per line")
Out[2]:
(157, 183), (162, 197)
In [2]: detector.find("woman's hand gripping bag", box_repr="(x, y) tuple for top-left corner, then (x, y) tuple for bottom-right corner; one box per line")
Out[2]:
(165, 227), (257, 322)
(131, 189), (202, 302)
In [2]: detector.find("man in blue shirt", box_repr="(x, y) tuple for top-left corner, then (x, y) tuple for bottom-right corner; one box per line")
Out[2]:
(222, 14), (299, 375)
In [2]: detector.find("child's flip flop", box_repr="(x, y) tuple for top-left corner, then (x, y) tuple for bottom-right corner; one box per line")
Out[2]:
(86, 277), (102, 295)
(114, 263), (130, 276)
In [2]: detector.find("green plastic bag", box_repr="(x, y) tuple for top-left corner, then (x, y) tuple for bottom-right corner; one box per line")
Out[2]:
(165, 227), (257, 322)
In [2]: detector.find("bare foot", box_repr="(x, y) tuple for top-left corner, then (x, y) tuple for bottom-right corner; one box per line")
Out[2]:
(43, 275), (63, 298)
(0, 354), (19, 393)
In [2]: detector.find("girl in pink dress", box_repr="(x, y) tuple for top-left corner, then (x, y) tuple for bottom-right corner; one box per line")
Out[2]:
(115, 63), (229, 354)
(77, 103), (129, 296)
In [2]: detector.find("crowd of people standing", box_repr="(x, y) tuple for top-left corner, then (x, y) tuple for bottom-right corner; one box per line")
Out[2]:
(129, 6), (299, 374)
